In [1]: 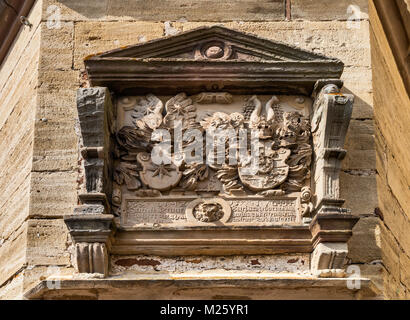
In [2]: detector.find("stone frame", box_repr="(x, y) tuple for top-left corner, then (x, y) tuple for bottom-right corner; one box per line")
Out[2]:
(65, 26), (358, 277)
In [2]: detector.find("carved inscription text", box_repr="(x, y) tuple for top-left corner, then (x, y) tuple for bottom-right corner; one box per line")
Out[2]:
(122, 197), (298, 227)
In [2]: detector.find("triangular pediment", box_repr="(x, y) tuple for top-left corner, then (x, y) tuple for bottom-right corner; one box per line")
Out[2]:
(91, 26), (339, 62)
(84, 26), (344, 95)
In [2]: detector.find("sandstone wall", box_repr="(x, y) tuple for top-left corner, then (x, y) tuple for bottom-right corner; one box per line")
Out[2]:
(369, 0), (410, 299)
(0, 0), (42, 299)
(0, 0), (381, 298)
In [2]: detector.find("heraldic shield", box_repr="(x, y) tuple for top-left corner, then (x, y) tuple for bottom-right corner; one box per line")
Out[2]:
(239, 146), (291, 192)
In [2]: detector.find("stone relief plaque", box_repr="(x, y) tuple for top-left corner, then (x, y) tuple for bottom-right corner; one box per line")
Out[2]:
(68, 27), (357, 275)
(113, 93), (313, 228)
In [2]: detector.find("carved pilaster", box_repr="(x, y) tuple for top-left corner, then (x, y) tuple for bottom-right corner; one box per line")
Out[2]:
(309, 80), (359, 276)
(65, 87), (116, 276)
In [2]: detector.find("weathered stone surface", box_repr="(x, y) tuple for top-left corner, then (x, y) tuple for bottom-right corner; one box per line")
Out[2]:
(383, 266), (407, 300)
(39, 22), (74, 71)
(76, 243), (108, 275)
(42, 0), (109, 21)
(0, 272), (24, 300)
(372, 29), (410, 190)
(0, 224), (27, 287)
(29, 172), (78, 218)
(0, 0), (42, 292)
(377, 174), (410, 258)
(291, 0), (369, 21)
(26, 219), (71, 266)
(111, 254), (310, 274)
(350, 263), (383, 293)
(0, 178), (31, 241)
(400, 251), (410, 289)
(73, 21), (165, 69)
(43, 0), (285, 22)
(32, 120), (79, 172)
(386, 151), (410, 220)
(374, 127), (387, 179)
(0, 87), (35, 241)
(105, 0), (285, 22)
(38, 70), (79, 92)
(76, 87), (110, 147)
(0, 30), (40, 130)
(343, 120), (376, 170)
(65, 214), (113, 276)
(37, 87), (77, 120)
(341, 66), (373, 119)
(174, 21), (371, 67)
(370, 0), (410, 296)
(23, 266), (75, 293)
(340, 171), (378, 216)
(379, 223), (401, 281)
(348, 216), (381, 263)
(25, 276), (377, 300)
(0, 0), (42, 90)
(35, 68), (79, 123)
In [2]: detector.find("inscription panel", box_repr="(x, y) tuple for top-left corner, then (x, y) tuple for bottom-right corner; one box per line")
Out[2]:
(123, 200), (190, 226)
(228, 200), (297, 223)
(121, 197), (299, 228)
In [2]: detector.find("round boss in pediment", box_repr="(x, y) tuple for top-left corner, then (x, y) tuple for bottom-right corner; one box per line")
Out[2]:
(195, 41), (233, 60)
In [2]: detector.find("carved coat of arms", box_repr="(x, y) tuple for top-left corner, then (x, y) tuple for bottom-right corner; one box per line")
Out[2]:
(112, 92), (312, 215)
(137, 152), (182, 191)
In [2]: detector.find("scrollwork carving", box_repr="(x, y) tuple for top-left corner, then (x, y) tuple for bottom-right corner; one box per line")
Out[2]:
(163, 93), (199, 130)
(180, 163), (209, 191)
(133, 94), (164, 131)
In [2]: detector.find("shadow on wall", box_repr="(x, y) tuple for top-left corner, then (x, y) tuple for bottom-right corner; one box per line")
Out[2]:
(46, 0), (286, 21)
(342, 88), (373, 120)
(339, 87), (381, 288)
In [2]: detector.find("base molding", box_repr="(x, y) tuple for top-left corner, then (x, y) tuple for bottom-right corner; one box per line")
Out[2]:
(24, 275), (379, 300)
(112, 226), (312, 256)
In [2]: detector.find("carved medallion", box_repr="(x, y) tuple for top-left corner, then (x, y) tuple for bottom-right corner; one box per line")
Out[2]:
(195, 41), (233, 60)
(193, 202), (224, 222)
(186, 198), (232, 224)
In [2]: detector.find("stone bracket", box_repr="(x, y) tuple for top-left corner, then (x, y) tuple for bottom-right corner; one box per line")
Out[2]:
(309, 211), (359, 276)
(65, 214), (114, 277)
(310, 213), (359, 248)
(311, 242), (349, 278)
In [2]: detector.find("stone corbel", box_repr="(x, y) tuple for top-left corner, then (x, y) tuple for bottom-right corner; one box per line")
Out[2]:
(64, 87), (116, 277)
(65, 213), (113, 276)
(309, 79), (359, 276)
